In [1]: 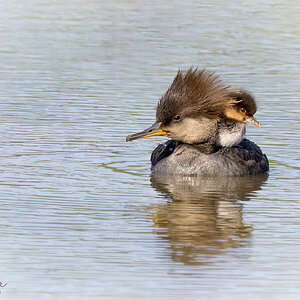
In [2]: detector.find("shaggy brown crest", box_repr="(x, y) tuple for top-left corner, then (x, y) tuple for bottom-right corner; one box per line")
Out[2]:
(156, 68), (234, 124)
(228, 89), (257, 116)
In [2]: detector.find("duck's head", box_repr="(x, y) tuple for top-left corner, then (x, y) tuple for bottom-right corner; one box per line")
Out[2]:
(126, 68), (234, 144)
(224, 89), (261, 127)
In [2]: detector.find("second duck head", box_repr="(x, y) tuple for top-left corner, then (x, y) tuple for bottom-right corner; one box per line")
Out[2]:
(225, 89), (261, 128)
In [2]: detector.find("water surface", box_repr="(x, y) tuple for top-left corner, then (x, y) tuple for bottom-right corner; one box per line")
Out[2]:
(0, 0), (300, 298)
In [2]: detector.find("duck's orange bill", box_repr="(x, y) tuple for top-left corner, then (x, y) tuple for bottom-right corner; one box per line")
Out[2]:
(245, 116), (261, 128)
(126, 122), (167, 142)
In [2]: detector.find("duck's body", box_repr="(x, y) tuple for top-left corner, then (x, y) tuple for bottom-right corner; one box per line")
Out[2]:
(126, 68), (269, 176)
(151, 138), (269, 176)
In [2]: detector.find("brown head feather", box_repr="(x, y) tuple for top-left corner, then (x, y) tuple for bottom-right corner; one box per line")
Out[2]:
(156, 68), (232, 125)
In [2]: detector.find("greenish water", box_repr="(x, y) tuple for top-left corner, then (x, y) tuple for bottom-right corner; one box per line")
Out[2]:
(0, 0), (300, 298)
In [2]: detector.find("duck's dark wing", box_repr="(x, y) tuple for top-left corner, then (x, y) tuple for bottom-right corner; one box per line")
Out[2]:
(151, 140), (177, 167)
(218, 138), (269, 174)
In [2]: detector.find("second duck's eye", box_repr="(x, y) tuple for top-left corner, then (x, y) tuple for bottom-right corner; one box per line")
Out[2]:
(173, 115), (181, 121)
(240, 108), (246, 113)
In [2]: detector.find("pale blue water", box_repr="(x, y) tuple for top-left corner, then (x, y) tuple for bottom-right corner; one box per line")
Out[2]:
(0, 0), (300, 299)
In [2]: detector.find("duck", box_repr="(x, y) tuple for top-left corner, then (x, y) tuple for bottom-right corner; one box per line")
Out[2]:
(126, 68), (269, 176)
(149, 88), (262, 166)
(217, 88), (261, 148)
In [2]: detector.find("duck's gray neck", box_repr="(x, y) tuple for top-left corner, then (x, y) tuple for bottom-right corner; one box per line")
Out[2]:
(186, 126), (218, 154)
(189, 139), (218, 154)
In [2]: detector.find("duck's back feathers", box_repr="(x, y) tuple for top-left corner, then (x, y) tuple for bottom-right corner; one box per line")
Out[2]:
(217, 139), (269, 175)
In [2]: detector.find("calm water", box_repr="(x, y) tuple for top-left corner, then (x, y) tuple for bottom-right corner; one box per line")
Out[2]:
(0, 0), (300, 299)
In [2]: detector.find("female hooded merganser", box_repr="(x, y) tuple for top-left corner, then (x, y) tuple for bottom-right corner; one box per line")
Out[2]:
(126, 68), (269, 176)
(217, 89), (261, 147)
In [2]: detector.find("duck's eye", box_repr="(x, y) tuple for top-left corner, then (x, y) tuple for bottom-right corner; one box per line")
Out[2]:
(240, 108), (246, 113)
(173, 115), (181, 121)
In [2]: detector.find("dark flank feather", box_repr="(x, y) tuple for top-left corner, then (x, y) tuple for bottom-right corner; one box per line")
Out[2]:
(151, 140), (177, 166)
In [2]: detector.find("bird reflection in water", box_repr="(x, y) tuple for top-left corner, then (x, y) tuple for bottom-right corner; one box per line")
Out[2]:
(150, 174), (268, 265)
